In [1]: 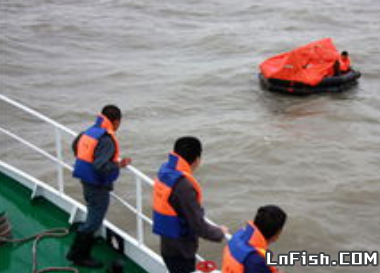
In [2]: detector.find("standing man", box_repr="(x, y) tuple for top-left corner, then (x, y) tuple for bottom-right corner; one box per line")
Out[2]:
(67, 105), (131, 268)
(222, 205), (287, 273)
(152, 136), (228, 273)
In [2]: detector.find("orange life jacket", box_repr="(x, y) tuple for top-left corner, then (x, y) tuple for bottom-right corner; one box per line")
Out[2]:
(222, 222), (277, 273)
(152, 152), (202, 238)
(73, 115), (120, 185)
(339, 56), (351, 72)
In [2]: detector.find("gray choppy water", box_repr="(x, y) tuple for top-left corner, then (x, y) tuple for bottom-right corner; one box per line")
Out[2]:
(1, 0), (380, 272)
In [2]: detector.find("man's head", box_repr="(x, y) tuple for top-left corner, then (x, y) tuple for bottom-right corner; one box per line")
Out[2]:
(174, 136), (202, 171)
(102, 105), (122, 131)
(341, 51), (349, 59)
(254, 205), (287, 244)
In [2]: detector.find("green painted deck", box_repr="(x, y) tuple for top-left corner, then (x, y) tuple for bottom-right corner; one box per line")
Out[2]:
(0, 171), (148, 273)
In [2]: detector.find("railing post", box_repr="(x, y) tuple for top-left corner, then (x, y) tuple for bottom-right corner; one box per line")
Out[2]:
(136, 176), (144, 245)
(55, 127), (64, 193)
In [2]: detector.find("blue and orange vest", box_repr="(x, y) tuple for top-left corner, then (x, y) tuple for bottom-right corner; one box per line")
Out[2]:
(73, 115), (120, 186)
(152, 152), (203, 238)
(222, 222), (277, 273)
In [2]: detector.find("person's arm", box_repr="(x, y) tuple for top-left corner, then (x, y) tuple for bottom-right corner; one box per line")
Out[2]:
(244, 253), (277, 273)
(93, 135), (119, 174)
(170, 177), (224, 242)
(72, 133), (83, 156)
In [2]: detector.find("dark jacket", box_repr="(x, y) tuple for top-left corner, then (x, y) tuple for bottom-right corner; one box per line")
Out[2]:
(160, 177), (224, 259)
(244, 253), (273, 273)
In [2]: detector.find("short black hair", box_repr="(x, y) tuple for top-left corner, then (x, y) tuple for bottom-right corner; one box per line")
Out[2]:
(341, 51), (349, 56)
(254, 205), (287, 240)
(174, 136), (202, 164)
(102, 105), (122, 122)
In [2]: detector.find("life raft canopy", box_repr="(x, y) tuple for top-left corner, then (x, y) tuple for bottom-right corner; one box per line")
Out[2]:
(260, 38), (345, 86)
(259, 38), (361, 94)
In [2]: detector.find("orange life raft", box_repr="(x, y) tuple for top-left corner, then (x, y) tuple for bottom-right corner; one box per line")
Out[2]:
(259, 38), (361, 95)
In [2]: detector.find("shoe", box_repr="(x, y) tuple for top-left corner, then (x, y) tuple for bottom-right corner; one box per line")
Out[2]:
(107, 259), (125, 273)
(73, 257), (103, 268)
(66, 231), (103, 268)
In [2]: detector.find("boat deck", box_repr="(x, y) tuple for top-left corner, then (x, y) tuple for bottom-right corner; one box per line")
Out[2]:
(0, 171), (148, 273)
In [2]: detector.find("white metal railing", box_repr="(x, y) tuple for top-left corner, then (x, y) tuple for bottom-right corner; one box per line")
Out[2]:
(0, 93), (229, 267)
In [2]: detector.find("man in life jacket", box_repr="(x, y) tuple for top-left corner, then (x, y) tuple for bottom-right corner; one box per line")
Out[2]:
(152, 136), (228, 273)
(66, 105), (131, 268)
(339, 51), (351, 73)
(327, 51), (351, 77)
(222, 205), (287, 273)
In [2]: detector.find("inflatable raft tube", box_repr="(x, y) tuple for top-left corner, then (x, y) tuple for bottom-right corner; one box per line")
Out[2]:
(259, 70), (361, 95)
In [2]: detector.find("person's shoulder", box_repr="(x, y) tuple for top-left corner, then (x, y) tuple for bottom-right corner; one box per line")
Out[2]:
(171, 176), (197, 200)
(174, 176), (194, 191)
(99, 133), (113, 142)
(97, 134), (115, 149)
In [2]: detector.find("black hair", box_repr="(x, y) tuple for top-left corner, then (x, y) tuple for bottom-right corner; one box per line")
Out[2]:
(102, 105), (122, 122)
(254, 205), (287, 240)
(341, 51), (349, 56)
(174, 136), (202, 164)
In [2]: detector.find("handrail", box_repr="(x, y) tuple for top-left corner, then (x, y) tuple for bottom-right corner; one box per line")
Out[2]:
(0, 93), (77, 136)
(0, 127), (73, 171)
(0, 94), (154, 230)
(0, 93), (229, 267)
(1, 93), (157, 238)
(127, 165), (154, 186)
(1, 93), (154, 187)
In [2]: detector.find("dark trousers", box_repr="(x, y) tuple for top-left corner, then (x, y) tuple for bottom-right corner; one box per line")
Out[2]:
(162, 256), (196, 273)
(78, 183), (110, 234)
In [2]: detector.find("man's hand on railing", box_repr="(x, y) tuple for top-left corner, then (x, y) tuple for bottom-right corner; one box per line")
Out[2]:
(119, 157), (132, 168)
(220, 225), (229, 236)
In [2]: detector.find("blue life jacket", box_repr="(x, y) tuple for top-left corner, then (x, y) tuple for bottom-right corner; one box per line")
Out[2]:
(73, 116), (120, 186)
(152, 153), (202, 238)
